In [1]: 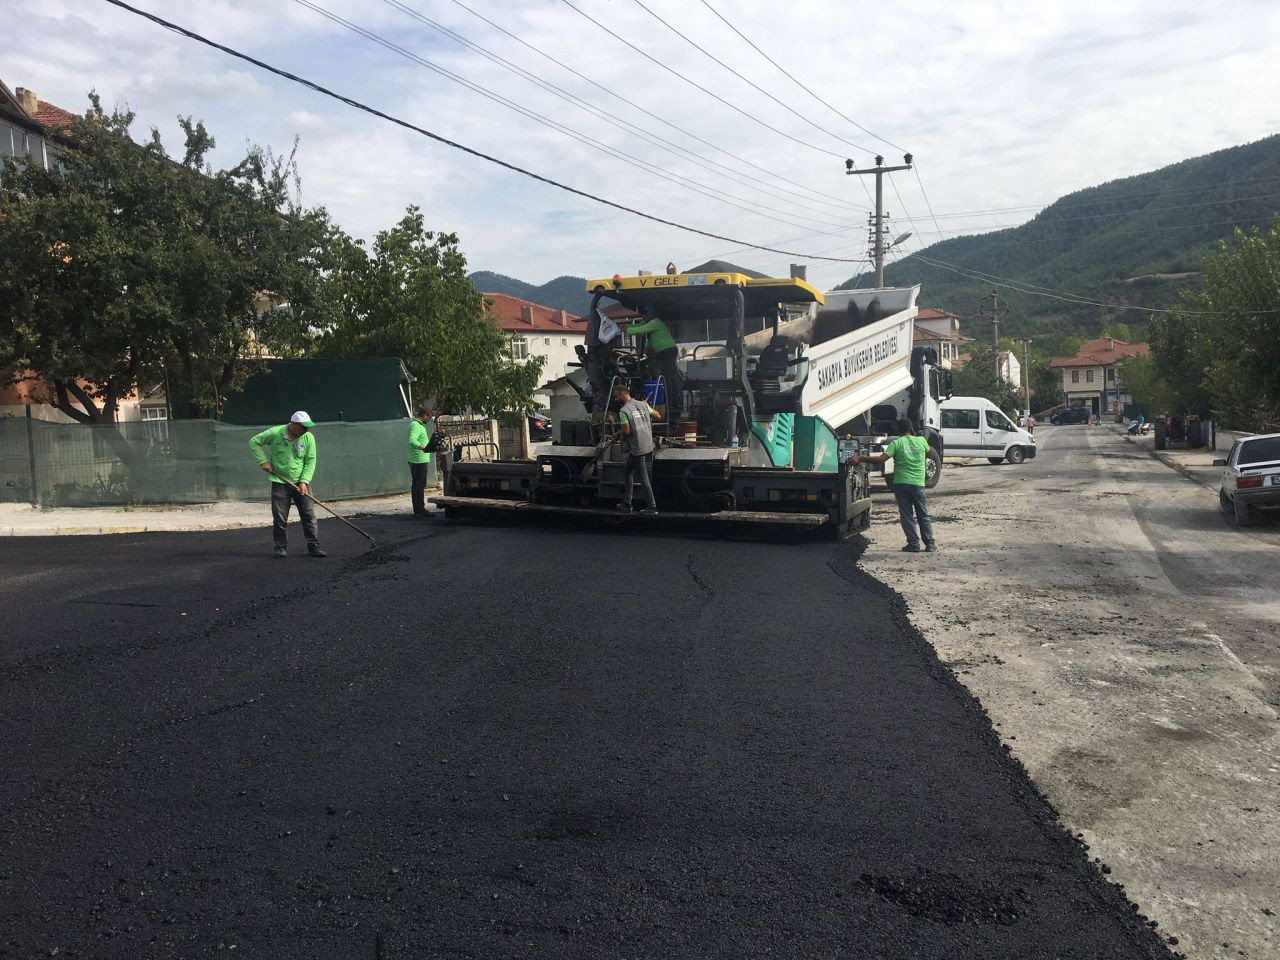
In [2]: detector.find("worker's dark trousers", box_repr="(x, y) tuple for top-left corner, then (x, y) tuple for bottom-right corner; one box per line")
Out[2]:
(624, 452), (658, 510)
(654, 348), (681, 418)
(893, 484), (934, 547)
(409, 462), (430, 515)
(271, 483), (320, 549)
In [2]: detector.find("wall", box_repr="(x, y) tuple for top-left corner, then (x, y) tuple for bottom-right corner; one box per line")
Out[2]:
(0, 417), (431, 507)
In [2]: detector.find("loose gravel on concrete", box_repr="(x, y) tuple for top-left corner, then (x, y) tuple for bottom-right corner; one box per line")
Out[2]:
(1, 514), (1175, 958)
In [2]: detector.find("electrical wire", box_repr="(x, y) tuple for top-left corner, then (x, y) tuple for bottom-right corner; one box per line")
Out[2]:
(445, 0), (866, 213)
(696, 0), (905, 154)
(382, 0), (867, 221)
(923, 174), (1280, 220)
(629, 0), (878, 157)
(290, 0), (857, 234)
(99, 0), (871, 263)
(557, 0), (851, 162)
(903, 252), (1280, 316)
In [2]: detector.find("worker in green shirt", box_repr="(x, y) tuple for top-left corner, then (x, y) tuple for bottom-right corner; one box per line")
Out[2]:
(407, 404), (434, 517)
(249, 410), (325, 559)
(848, 417), (936, 553)
(626, 305), (682, 419)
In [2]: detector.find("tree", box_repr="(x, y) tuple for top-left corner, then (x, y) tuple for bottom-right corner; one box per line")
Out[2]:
(1116, 354), (1173, 418)
(0, 96), (330, 430)
(310, 207), (544, 416)
(1028, 361), (1065, 413)
(1151, 219), (1280, 429)
(954, 344), (1020, 414)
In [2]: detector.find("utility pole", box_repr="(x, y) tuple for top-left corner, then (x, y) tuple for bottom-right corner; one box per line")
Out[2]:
(1017, 337), (1033, 418)
(990, 289), (1000, 383)
(846, 153), (913, 288)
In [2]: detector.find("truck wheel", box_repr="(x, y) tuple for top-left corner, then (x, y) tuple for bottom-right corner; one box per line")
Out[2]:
(924, 447), (942, 489)
(1006, 446), (1026, 465)
(987, 457), (1003, 465)
(1233, 495), (1253, 527)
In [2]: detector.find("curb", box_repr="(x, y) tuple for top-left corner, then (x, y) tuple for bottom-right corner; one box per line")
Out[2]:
(0, 520), (267, 537)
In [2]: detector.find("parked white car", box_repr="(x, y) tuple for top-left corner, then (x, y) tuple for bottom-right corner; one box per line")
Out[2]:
(1215, 433), (1280, 527)
(939, 396), (1037, 465)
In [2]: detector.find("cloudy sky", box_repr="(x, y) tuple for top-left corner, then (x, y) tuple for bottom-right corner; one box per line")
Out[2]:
(8, 0), (1279, 293)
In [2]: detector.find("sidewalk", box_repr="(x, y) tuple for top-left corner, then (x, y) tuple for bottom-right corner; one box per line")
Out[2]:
(0, 492), (430, 537)
(1121, 426), (1249, 491)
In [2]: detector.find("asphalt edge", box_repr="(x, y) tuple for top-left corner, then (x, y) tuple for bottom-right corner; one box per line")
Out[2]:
(837, 538), (1184, 958)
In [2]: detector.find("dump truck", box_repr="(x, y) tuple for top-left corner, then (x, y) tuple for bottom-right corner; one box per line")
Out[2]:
(430, 271), (943, 537)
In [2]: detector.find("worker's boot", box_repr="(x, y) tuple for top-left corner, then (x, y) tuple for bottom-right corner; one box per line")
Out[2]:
(615, 502), (632, 513)
(308, 545), (327, 558)
(274, 545), (287, 559)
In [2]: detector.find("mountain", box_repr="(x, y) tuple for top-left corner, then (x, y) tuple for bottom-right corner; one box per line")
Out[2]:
(469, 261), (770, 315)
(843, 134), (1280, 337)
(468, 271), (592, 316)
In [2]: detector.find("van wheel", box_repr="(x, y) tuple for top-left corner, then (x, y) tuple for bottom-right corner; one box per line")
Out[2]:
(987, 457), (1003, 465)
(1006, 446), (1026, 465)
(925, 447), (942, 489)
(1234, 495), (1253, 527)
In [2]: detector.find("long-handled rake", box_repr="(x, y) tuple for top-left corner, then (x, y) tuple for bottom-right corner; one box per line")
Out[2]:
(279, 478), (377, 546)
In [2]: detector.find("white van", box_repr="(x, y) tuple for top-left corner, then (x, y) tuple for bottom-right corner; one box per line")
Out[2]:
(939, 396), (1037, 464)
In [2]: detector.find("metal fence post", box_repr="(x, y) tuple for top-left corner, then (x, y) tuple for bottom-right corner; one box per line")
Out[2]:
(25, 405), (38, 506)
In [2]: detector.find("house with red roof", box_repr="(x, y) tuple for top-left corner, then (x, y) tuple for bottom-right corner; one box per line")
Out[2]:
(1, 80), (77, 169)
(912, 307), (972, 363)
(1050, 337), (1150, 416)
(481, 293), (588, 404)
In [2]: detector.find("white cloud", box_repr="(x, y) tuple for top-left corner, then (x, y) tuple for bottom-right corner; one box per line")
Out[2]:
(6, 0), (1279, 295)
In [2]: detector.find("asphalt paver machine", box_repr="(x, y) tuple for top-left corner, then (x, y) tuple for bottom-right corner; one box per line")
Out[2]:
(432, 270), (932, 538)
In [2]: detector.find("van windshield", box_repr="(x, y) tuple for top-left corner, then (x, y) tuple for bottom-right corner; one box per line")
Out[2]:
(985, 410), (1014, 432)
(1238, 437), (1280, 465)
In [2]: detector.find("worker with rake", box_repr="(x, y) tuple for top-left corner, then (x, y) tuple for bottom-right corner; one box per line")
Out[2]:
(250, 410), (326, 559)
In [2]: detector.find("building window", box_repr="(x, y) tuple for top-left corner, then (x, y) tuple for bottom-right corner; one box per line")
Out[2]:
(1086, 369), (1094, 383)
(510, 336), (529, 360)
(1071, 370), (1079, 383)
(1107, 367), (1116, 381)
(544, 337), (551, 345)
(561, 338), (567, 346)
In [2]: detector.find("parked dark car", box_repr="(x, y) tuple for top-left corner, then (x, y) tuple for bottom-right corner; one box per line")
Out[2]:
(528, 412), (553, 441)
(1050, 407), (1092, 425)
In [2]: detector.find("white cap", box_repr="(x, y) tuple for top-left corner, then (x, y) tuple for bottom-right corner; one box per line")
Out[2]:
(290, 410), (316, 427)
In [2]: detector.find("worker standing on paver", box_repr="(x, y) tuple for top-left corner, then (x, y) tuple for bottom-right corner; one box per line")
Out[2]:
(626, 305), (681, 419)
(407, 404), (434, 518)
(613, 383), (660, 515)
(249, 410), (325, 559)
(847, 417), (936, 553)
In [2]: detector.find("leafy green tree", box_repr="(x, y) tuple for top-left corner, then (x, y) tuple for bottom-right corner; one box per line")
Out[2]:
(310, 207), (544, 416)
(1150, 220), (1280, 429)
(954, 344), (1020, 414)
(1028, 361), (1065, 413)
(1116, 354), (1173, 418)
(0, 96), (330, 431)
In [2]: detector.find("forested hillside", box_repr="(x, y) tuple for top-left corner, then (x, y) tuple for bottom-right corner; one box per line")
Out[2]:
(468, 271), (593, 316)
(847, 135), (1280, 337)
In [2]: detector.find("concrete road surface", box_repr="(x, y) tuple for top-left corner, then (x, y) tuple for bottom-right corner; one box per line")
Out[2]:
(0, 509), (1174, 958)
(871, 425), (1280, 960)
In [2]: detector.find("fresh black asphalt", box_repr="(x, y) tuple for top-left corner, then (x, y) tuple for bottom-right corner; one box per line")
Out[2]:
(0, 513), (1177, 958)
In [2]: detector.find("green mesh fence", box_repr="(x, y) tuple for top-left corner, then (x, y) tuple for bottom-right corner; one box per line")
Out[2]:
(0, 415), (434, 507)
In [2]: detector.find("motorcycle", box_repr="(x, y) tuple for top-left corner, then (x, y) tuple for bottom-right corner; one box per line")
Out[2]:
(1126, 416), (1150, 436)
